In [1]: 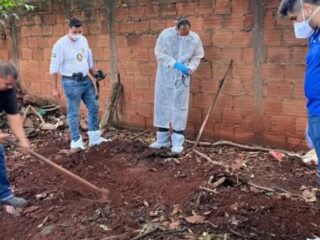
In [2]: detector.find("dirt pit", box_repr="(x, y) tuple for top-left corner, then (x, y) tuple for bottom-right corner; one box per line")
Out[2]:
(0, 129), (319, 240)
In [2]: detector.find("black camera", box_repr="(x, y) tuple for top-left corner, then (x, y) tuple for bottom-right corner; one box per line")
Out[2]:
(94, 70), (106, 81)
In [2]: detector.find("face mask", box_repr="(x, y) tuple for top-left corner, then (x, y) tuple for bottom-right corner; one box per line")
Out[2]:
(70, 34), (82, 41)
(294, 0), (320, 39)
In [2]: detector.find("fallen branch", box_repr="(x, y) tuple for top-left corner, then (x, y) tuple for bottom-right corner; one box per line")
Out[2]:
(228, 227), (245, 239)
(131, 227), (159, 240)
(199, 186), (216, 194)
(193, 149), (223, 166)
(211, 177), (226, 189)
(189, 139), (302, 158)
(130, 129), (150, 140)
(247, 181), (276, 192)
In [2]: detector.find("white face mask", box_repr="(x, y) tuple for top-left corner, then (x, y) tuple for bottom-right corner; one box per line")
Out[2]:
(294, 0), (320, 39)
(70, 34), (82, 41)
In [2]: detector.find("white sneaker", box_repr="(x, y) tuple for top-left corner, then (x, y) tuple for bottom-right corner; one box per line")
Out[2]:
(70, 136), (85, 150)
(150, 131), (171, 149)
(171, 133), (185, 154)
(303, 149), (318, 165)
(88, 130), (111, 147)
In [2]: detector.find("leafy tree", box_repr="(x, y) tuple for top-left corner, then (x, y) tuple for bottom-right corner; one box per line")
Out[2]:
(0, 0), (34, 25)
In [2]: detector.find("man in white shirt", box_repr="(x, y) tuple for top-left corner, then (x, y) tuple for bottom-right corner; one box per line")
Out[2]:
(50, 18), (109, 150)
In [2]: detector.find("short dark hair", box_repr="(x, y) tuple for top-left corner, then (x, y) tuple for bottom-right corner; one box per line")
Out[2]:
(176, 17), (191, 29)
(69, 18), (82, 28)
(279, 0), (320, 16)
(0, 62), (18, 80)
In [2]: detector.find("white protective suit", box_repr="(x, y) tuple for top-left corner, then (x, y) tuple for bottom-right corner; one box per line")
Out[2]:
(153, 27), (204, 131)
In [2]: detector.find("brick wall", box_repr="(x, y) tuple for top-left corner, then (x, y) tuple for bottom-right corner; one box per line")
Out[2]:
(0, 0), (310, 150)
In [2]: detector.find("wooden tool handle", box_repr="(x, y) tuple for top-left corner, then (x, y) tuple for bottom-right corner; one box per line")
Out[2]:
(6, 139), (109, 196)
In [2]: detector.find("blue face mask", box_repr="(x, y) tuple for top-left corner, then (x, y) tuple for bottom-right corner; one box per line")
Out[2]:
(294, 0), (320, 39)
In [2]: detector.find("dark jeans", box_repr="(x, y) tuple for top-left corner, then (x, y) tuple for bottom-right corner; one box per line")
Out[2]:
(0, 144), (13, 201)
(308, 114), (320, 185)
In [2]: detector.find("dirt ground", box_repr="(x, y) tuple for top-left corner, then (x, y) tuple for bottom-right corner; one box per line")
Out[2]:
(0, 128), (320, 240)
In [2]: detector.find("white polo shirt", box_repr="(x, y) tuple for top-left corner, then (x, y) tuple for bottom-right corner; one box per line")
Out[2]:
(49, 35), (94, 77)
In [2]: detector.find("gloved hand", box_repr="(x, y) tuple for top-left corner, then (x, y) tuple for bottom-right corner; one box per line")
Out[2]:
(94, 70), (106, 81)
(174, 62), (190, 76)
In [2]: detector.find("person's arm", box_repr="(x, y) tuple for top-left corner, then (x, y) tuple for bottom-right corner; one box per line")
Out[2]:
(7, 114), (29, 149)
(50, 43), (63, 98)
(87, 48), (98, 95)
(187, 35), (204, 72)
(3, 90), (29, 152)
(155, 31), (177, 68)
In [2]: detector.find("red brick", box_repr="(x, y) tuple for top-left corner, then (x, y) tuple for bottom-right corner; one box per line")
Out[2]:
(232, 31), (251, 47)
(267, 47), (291, 63)
(0, 49), (9, 59)
(212, 30), (233, 46)
(40, 83), (52, 95)
(135, 103), (152, 117)
(195, 0), (214, 15)
(187, 16), (203, 31)
(42, 26), (53, 36)
(176, 2), (195, 16)
(128, 6), (145, 18)
(130, 114), (146, 128)
(127, 34), (142, 47)
(215, 0), (232, 14)
(96, 35), (109, 47)
(144, 3), (160, 18)
(283, 30), (307, 47)
(292, 47), (307, 63)
(116, 7), (129, 21)
(134, 19), (150, 32)
(33, 49), (44, 60)
(242, 48), (254, 62)
(193, 62), (212, 78)
(263, 98), (284, 115)
(53, 24), (66, 36)
(21, 26), (32, 37)
(264, 30), (282, 46)
(234, 128), (255, 143)
(117, 48), (132, 61)
(214, 125), (234, 141)
(270, 115), (295, 134)
(295, 117), (307, 134)
(27, 37), (38, 48)
(132, 49), (149, 62)
(134, 75), (149, 89)
(234, 96), (254, 111)
(20, 48), (32, 59)
(31, 26), (42, 36)
(282, 99), (306, 117)
(261, 63), (285, 81)
(231, 0), (250, 12)
(285, 64), (305, 82)
(150, 19), (167, 32)
(263, 81), (292, 98)
(203, 15), (222, 31)
(43, 48), (52, 61)
(142, 34), (157, 47)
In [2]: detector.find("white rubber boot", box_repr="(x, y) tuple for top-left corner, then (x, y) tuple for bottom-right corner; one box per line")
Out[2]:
(70, 136), (85, 150)
(171, 133), (185, 154)
(150, 131), (171, 149)
(88, 130), (111, 147)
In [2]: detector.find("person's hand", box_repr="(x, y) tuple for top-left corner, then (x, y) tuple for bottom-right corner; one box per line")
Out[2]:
(53, 87), (61, 99)
(174, 62), (190, 76)
(18, 138), (30, 154)
(0, 133), (10, 144)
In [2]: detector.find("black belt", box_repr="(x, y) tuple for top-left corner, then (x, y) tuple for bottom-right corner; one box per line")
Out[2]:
(62, 75), (89, 81)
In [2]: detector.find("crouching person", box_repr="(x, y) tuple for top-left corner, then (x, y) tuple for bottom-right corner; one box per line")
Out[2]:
(0, 62), (29, 207)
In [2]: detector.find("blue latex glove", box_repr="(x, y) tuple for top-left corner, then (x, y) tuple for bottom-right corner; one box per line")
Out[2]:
(174, 62), (190, 76)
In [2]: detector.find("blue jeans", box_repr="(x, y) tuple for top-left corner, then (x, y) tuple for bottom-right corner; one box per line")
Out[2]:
(62, 78), (99, 141)
(0, 145), (13, 201)
(308, 114), (320, 185)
